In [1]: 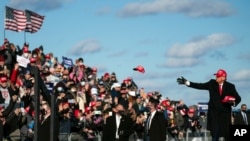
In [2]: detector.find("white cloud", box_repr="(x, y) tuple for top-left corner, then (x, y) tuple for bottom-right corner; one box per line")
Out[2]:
(118, 0), (235, 18)
(69, 39), (101, 55)
(167, 33), (235, 58)
(162, 33), (235, 67)
(9, 0), (72, 11)
(231, 69), (250, 81)
(162, 58), (201, 67)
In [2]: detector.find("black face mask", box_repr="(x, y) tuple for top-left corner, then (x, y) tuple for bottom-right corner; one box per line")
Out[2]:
(118, 110), (126, 116)
(54, 73), (61, 77)
(0, 65), (4, 71)
(146, 106), (151, 111)
(62, 78), (68, 83)
(40, 109), (46, 115)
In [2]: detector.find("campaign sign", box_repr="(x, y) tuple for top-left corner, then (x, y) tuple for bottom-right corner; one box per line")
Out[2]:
(230, 125), (250, 141)
(17, 55), (30, 68)
(45, 82), (54, 94)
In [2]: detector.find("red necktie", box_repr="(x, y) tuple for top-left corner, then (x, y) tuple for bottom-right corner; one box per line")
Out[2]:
(219, 84), (222, 95)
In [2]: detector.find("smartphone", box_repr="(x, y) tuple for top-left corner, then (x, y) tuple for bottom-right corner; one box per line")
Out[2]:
(20, 101), (24, 108)
(20, 102), (25, 113)
(68, 99), (75, 103)
(94, 111), (101, 115)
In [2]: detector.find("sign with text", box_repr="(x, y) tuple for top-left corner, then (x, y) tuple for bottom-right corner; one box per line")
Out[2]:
(230, 125), (250, 141)
(45, 82), (54, 94)
(17, 55), (30, 68)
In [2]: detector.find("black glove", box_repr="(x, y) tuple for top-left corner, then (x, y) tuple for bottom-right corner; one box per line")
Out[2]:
(177, 76), (187, 85)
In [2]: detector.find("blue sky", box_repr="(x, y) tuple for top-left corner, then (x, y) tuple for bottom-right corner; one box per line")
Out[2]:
(1, 0), (250, 109)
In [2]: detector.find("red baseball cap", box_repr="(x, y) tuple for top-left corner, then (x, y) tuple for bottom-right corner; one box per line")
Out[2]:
(133, 65), (145, 73)
(188, 108), (195, 114)
(0, 76), (7, 83)
(29, 57), (36, 63)
(161, 100), (170, 107)
(23, 47), (29, 53)
(222, 96), (235, 103)
(214, 69), (227, 78)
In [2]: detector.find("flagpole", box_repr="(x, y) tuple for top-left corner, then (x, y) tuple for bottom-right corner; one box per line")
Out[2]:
(24, 31), (26, 43)
(4, 6), (6, 39)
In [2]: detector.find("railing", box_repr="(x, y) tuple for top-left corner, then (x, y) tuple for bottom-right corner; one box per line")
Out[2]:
(5, 130), (212, 141)
(184, 129), (211, 141)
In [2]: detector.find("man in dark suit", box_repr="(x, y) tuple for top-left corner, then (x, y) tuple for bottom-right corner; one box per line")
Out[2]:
(144, 95), (167, 141)
(102, 103), (134, 141)
(177, 69), (241, 141)
(234, 104), (249, 125)
(37, 100), (59, 141)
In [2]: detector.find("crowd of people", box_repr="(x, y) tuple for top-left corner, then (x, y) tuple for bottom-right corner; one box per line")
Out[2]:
(0, 38), (249, 141)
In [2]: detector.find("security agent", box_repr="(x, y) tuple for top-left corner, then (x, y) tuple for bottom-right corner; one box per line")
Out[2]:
(144, 95), (167, 141)
(234, 104), (250, 125)
(102, 103), (134, 141)
(37, 101), (59, 141)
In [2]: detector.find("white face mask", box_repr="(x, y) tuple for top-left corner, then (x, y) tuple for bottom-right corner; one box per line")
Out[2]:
(23, 53), (29, 58)
(80, 81), (86, 86)
(71, 89), (76, 93)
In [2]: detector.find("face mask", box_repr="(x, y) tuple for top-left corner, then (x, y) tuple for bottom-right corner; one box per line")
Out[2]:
(54, 73), (61, 77)
(57, 87), (64, 92)
(80, 81), (86, 86)
(146, 107), (151, 111)
(23, 53), (29, 58)
(71, 89), (76, 93)
(118, 110), (125, 116)
(40, 109), (46, 115)
(62, 78), (68, 83)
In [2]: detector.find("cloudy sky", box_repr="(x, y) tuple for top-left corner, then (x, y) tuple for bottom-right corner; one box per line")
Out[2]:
(1, 0), (250, 109)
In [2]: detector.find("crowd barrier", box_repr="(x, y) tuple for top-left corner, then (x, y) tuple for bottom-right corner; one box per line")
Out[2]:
(184, 129), (211, 141)
(5, 129), (212, 141)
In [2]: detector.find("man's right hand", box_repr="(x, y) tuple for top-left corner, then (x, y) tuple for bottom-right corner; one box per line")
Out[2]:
(177, 76), (187, 85)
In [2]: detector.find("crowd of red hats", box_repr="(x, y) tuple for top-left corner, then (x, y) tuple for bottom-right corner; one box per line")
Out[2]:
(0, 38), (206, 140)
(0, 38), (204, 117)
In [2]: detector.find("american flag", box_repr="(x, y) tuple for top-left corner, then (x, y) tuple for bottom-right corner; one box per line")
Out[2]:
(25, 10), (45, 33)
(5, 6), (27, 32)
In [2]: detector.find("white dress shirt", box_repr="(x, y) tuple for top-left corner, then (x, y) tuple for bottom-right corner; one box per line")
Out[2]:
(116, 114), (121, 139)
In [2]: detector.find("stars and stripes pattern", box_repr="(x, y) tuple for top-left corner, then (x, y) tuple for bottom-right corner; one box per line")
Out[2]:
(25, 10), (45, 33)
(5, 6), (27, 32)
(4, 6), (45, 33)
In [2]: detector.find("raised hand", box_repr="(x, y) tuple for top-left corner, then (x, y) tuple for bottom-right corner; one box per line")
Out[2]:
(177, 76), (187, 85)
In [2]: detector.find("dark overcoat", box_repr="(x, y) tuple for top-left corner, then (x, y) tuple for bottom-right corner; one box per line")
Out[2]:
(144, 111), (167, 141)
(102, 113), (134, 141)
(188, 79), (241, 139)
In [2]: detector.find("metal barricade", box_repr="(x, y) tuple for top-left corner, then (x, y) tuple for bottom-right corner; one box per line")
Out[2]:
(68, 132), (84, 141)
(185, 129), (211, 141)
(58, 133), (71, 141)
